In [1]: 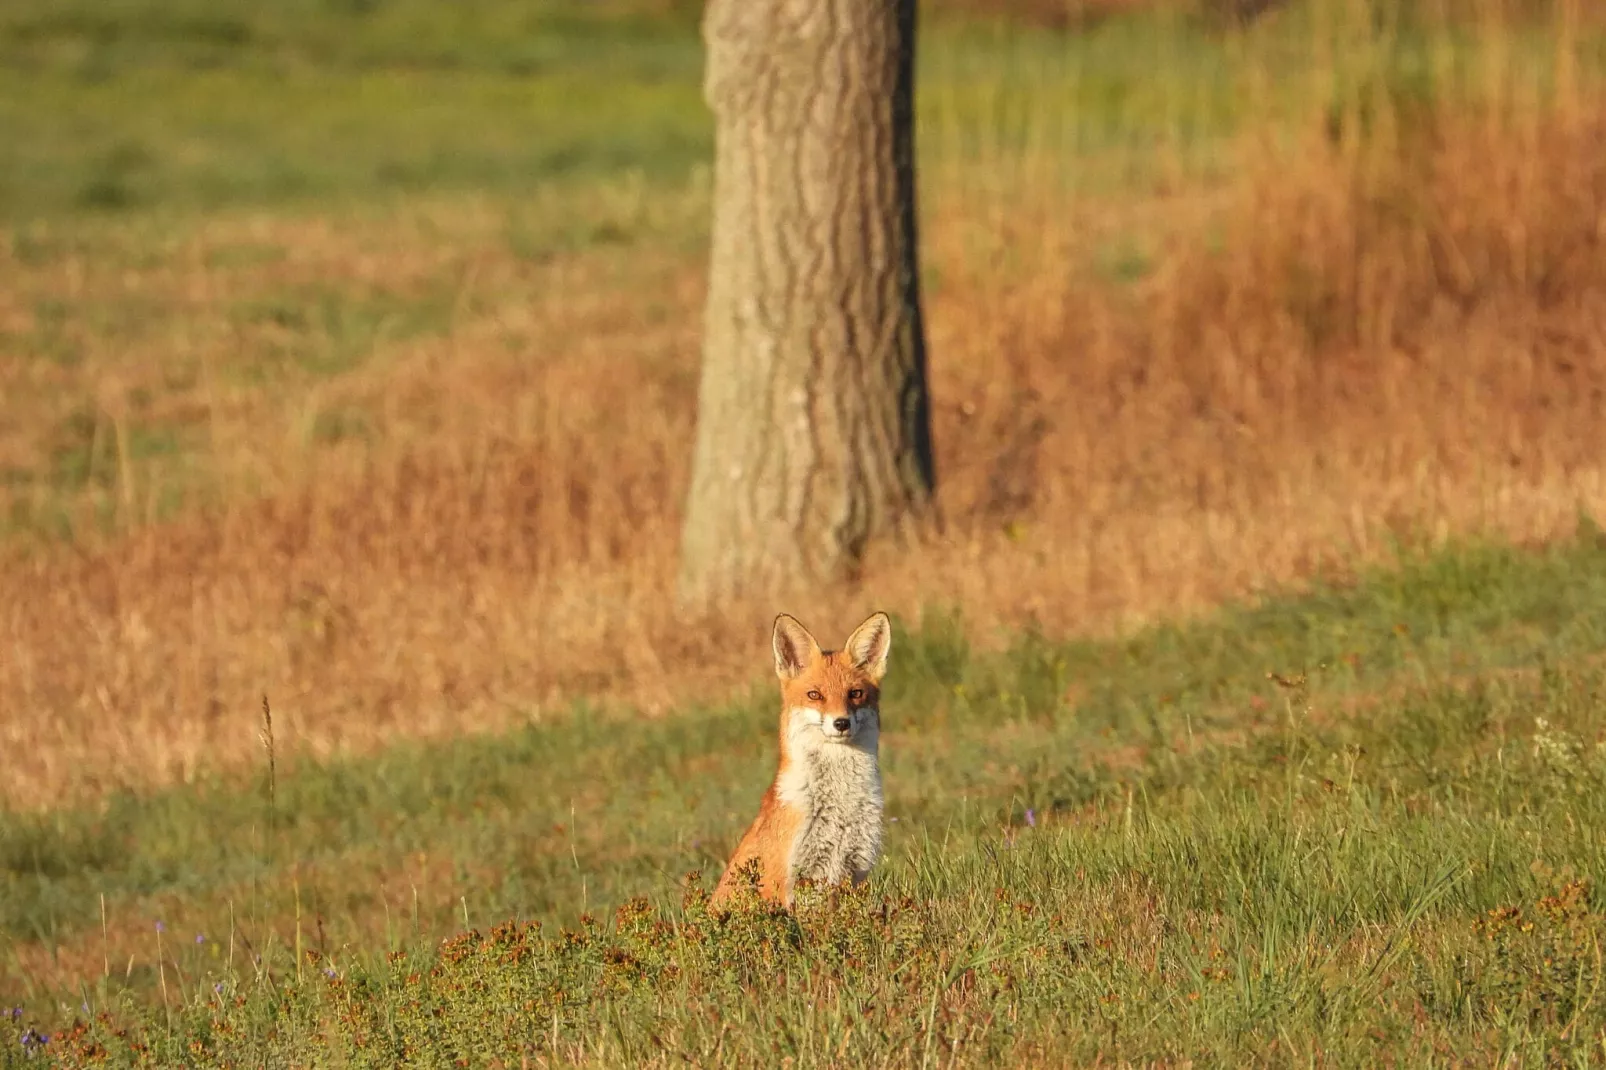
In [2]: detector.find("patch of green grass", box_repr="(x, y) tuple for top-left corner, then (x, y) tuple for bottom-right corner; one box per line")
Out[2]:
(8, 538), (1606, 1061)
(0, 64), (712, 220)
(1093, 234), (1156, 285)
(4, 0), (1594, 222)
(230, 283), (460, 380)
(5, 409), (201, 539)
(0, 0), (710, 221)
(0, 0), (705, 78)
(45, 408), (183, 494)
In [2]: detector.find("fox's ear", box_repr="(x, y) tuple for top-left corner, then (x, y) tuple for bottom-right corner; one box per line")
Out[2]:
(844, 611), (892, 683)
(772, 614), (822, 680)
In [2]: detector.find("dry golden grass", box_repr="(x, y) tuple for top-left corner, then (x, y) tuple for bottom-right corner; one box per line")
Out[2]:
(4, 19), (1606, 810)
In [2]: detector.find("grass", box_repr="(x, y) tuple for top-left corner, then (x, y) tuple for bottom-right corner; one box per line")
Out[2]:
(5, 0), (1606, 812)
(5, 0), (1587, 222)
(0, 0), (1241, 220)
(0, 0), (709, 218)
(6, 0), (1606, 1060)
(8, 536), (1606, 1062)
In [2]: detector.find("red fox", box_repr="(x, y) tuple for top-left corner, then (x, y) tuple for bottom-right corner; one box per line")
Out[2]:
(711, 611), (892, 909)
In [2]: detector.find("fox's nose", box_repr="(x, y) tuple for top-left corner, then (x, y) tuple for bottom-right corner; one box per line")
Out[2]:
(832, 717), (852, 733)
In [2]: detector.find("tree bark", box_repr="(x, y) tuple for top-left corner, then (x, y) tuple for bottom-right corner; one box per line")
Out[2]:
(677, 0), (936, 607)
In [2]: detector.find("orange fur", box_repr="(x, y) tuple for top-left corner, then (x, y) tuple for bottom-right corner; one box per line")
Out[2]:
(712, 612), (892, 909)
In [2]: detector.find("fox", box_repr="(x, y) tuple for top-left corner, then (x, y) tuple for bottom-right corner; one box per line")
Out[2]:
(711, 611), (893, 910)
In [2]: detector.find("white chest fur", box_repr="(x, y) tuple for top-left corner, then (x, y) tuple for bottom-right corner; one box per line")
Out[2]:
(777, 738), (884, 897)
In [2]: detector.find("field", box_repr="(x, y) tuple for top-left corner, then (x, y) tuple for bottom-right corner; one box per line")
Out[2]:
(5, 0), (1606, 1064)
(12, 541), (1606, 1064)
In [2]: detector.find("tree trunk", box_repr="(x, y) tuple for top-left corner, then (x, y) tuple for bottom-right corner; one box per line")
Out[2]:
(677, 0), (936, 607)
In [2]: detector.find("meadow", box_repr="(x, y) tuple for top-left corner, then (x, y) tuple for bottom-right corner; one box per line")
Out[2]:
(5, 0), (1606, 1063)
(12, 540), (1606, 1064)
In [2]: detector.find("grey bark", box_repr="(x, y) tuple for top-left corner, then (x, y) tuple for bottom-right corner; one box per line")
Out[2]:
(678, 0), (936, 606)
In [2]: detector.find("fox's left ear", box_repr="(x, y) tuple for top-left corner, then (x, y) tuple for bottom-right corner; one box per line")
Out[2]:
(844, 611), (892, 683)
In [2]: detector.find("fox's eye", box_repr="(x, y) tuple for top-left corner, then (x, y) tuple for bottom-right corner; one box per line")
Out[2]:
(848, 689), (864, 703)
(807, 690), (824, 702)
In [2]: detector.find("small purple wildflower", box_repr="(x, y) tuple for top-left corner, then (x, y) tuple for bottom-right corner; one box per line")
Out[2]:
(6, 1008), (20, 1021)
(154, 921), (165, 934)
(213, 983), (225, 994)
(1024, 808), (1037, 828)
(889, 817), (900, 823)
(195, 933), (206, 944)
(20, 1027), (49, 1050)
(325, 968), (338, 979)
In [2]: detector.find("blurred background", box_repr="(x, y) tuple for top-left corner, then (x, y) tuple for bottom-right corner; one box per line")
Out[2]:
(2, 0), (1603, 808)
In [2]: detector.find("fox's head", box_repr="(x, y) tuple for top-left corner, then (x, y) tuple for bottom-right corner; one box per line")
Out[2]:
(772, 611), (892, 755)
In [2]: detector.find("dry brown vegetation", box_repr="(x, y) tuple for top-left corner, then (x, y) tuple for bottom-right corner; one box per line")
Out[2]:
(4, 11), (1606, 811)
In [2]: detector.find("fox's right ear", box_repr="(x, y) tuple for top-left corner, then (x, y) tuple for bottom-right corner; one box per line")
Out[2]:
(772, 614), (822, 680)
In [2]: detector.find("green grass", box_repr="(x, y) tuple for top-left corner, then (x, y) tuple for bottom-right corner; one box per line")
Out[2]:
(0, 0), (710, 220)
(4, 0), (1593, 222)
(9, 535), (1606, 1063)
(9, 2), (1606, 1063)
